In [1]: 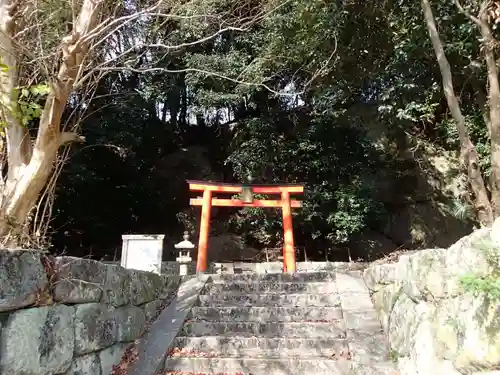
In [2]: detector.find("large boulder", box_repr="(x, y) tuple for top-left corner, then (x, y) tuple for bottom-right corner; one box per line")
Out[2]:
(398, 304), (463, 375)
(398, 248), (451, 300)
(54, 257), (106, 304)
(128, 270), (164, 306)
(113, 306), (146, 342)
(393, 294), (500, 374)
(101, 264), (131, 307)
(65, 353), (101, 375)
(371, 281), (403, 330)
(432, 294), (500, 371)
(0, 250), (48, 312)
(142, 299), (164, 322)
(99, 344), (129, 375)
(365, 224), (500, 374)
(159, 275), (181, 300)
(363, 262), (399, 292)
(387, 293), (429, 356)
(0, 305), (74, 375)
(74, 303), (118, 355)
(364, 227), (497, 299)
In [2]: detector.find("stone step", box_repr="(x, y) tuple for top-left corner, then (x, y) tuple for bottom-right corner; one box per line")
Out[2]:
(203, 281), (337, 294)
(172, 336), (349, 357)
(214, 271), (336, 283)
(198, 292), (341, 307)
(164, 357), (350, 375)
(163, 357), (398, 375)
(179, 321), (346, 338)
(190, 306), (343, 322)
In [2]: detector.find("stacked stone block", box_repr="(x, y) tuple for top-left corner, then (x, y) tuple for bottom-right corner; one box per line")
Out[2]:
(0, 251), (180, 375)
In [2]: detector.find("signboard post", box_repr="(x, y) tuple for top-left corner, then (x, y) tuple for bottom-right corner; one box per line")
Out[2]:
(120, 234), (164, 274)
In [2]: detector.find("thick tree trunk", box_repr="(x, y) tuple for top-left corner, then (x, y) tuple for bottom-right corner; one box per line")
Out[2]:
(421, 0), (493, 225)
(0, 0), (101, 244)
(454, 0), (500, 219)
(0, 0), (28, 200)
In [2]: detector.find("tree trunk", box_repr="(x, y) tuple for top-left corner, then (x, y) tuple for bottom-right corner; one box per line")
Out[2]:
(421, 0), (493, 225)
(472, 79), (491, 137)
(478, 9), (500, 218)
(0, 0), (101, 244)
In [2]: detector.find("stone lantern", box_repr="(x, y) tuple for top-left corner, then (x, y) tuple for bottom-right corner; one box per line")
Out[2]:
(174, 231), (195, 276)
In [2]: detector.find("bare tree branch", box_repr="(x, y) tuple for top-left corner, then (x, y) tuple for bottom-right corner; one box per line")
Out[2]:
(452, 0), (484, 25)
(0, 0), (325, 245)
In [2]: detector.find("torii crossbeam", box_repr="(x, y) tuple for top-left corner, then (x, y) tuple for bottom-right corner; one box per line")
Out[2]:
(187, 180), (304, 273)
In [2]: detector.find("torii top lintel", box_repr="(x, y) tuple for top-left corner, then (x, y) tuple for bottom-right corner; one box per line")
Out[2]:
(187, 180), (304, 194)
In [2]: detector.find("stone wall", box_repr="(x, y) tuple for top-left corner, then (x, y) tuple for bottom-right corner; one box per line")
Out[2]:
(363, 226), (500, 375)
(0, 251), (181, 375)
(104, 261), (344, 275)
(110, 260), (350, 275)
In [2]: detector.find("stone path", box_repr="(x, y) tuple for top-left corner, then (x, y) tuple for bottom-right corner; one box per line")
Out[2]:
(161, 271), (398, 375)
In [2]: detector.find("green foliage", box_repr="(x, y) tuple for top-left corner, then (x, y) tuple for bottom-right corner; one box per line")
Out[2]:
(14, 84), (50, 126)
(0, 63), (49, 133)
(388, 350), (401, 363)
(460, 273), (500, 299)
(446, 198), (475, 221)
(228, 194), (282, 246)
(226, 108), (385, 247)
(50, 0), (483, 257)
(460, 240), (500, 300)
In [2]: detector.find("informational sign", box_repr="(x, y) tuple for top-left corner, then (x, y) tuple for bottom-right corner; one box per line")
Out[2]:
(120, 234), (164, 274)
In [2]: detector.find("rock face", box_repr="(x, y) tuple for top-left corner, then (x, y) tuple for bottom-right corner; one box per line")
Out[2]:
(0, 305), (74, 375)
(0, 251), (49, 312)
(364, 224), (500, 375)
(0, 251), (181, 375)
(54, 257), (107, 304)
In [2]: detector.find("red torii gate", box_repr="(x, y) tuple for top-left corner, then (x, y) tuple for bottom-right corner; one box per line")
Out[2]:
(187, 180), (304, 273)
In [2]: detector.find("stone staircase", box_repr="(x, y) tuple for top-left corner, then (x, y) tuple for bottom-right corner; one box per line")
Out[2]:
(163, 271), (398, 375)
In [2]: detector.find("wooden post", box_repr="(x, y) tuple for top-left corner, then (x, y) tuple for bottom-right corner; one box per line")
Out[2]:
(281, 191), (296, 273)
(196, 189), (212, 273)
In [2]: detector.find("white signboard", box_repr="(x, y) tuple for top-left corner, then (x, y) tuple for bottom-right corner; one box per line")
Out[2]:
(120, 234), (164, 274)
